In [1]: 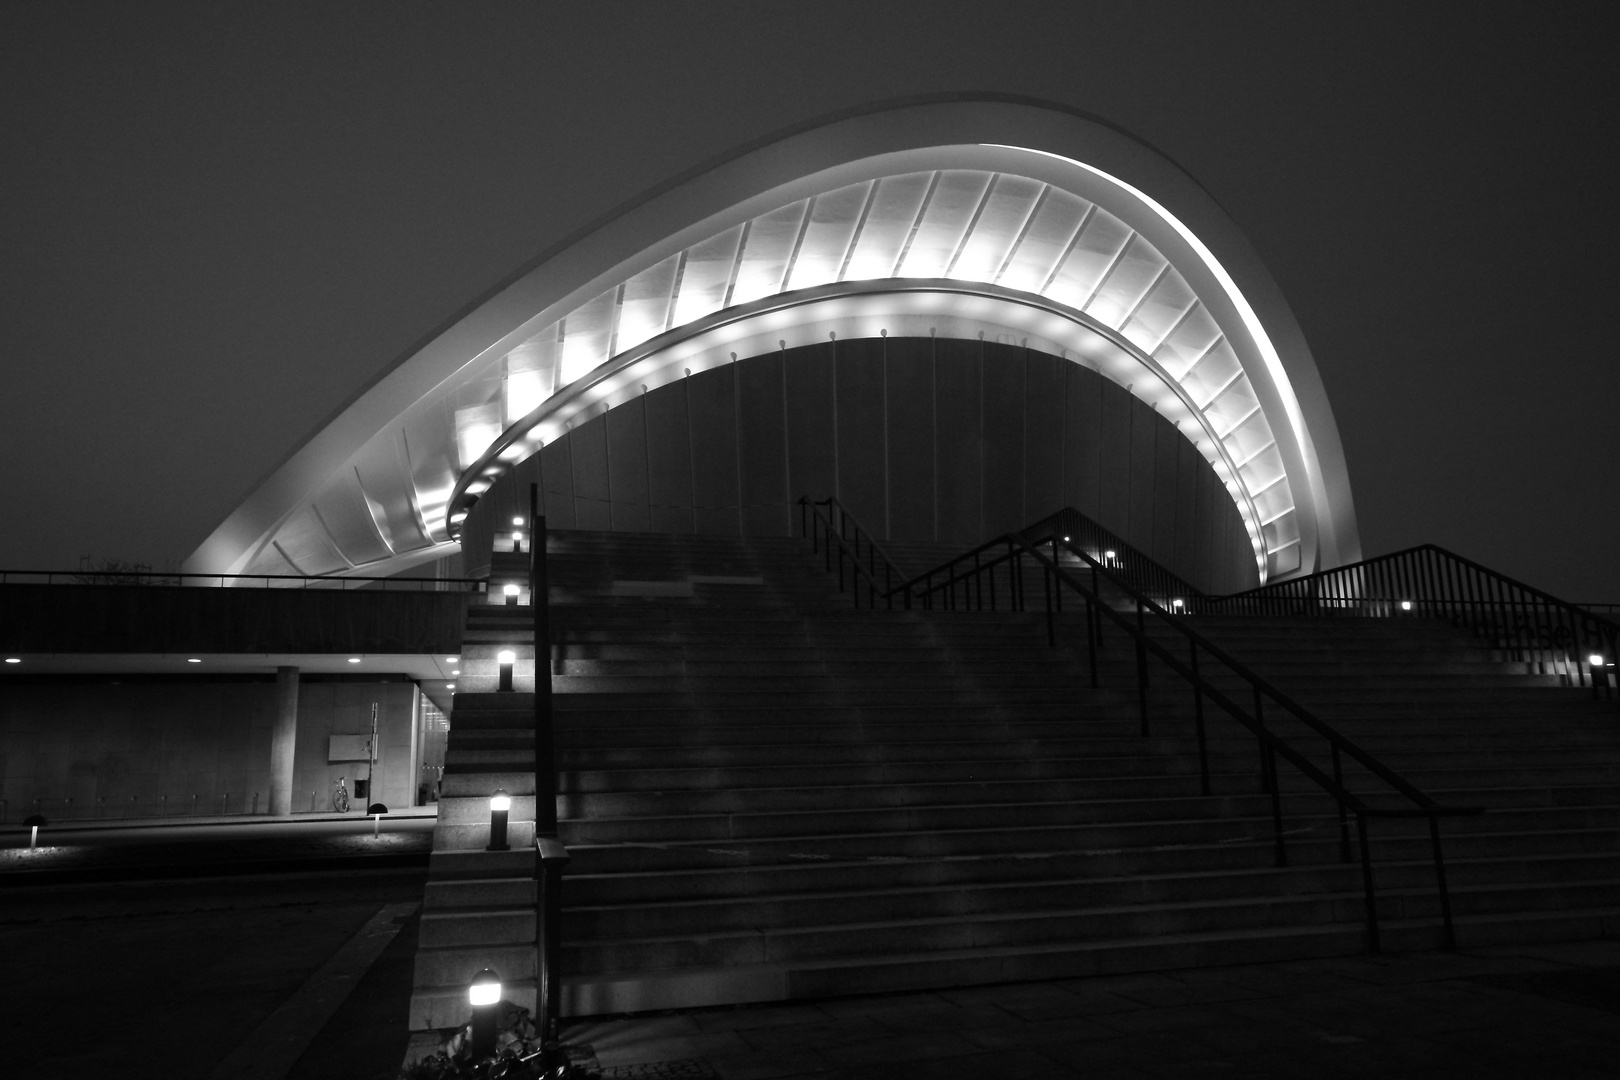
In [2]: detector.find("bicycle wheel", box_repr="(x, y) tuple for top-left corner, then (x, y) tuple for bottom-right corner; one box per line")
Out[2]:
(333, 787), (349, 813)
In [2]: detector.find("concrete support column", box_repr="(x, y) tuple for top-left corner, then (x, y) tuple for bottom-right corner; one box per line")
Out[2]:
(270, 666), (299, 816)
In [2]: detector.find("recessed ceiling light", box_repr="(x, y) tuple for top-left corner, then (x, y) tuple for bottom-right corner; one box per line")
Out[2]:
(4, 658), (20, 664)
(446, 657), (458, 663)
(451, 669), (460, 675)
(446, 682), (456, 689)
(187, 658), (202, 664)
(347, 657), (361, 664)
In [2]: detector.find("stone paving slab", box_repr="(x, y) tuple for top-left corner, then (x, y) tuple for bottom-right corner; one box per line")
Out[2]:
(564, 939), (1620, 1079)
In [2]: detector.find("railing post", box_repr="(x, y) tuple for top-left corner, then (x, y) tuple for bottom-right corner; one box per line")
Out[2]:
(1429, 815), (1457, 950)
(1253, 687), (1273, 795)
(1085, 598), (1099, 690)
(1043, 565), (1056, 647)
(1266, 742), (1287, 868)
(1190, 642), (1210, 796)
(1134, 600), (1149, 736)
(1332, 745), (1351, 863)
(1357, 811), (1381, 954)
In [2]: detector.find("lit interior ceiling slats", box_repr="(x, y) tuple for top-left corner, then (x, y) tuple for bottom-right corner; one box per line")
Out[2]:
(430, 170), (1298, 578)
(196, 104), (1358, 587)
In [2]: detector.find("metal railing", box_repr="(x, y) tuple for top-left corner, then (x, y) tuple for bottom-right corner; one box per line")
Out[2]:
(799, 496), (914, 609)
(0, 568), (486, 592)
(1016, 506), (1205, 611)
(1203, 544), (1619, 710)
(809, 502), (1482, 953)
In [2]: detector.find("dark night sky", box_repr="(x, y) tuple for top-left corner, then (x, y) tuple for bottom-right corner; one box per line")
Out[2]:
(3, 3), (1615, 597)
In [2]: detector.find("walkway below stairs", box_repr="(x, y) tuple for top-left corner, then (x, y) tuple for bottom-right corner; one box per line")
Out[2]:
(567, 938), (1620, 1080)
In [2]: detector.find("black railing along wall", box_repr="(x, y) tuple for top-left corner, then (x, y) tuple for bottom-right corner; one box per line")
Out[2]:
(799, 496), (915, 609)
(805, 499), (1483, 954)
(0, 569), (485, 591)
(1203, 545), (1620, 711)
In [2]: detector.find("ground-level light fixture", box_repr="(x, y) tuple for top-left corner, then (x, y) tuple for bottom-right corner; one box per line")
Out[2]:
(348, 657), (361, 664)
(468, 969), (502, 1057)
(487, 789), (511, 851)
(1171, 598), (1185, 610)
(24, 813), (45, 848)
(5, 658), (20, 664)
(512, 530), (524, 553)
(512, 516), (524, 527)
(187, 658), (201, 664)
(497, 650), (516, 692)
(504, 583), (520, 607)
(368, 802), (387, 837)
(1400, 601), (1412, 611)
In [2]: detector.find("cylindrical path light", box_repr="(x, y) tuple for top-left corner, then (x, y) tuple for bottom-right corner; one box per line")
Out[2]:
(512, 530), (524, 553)
(487, 789), (510, 851)
(468, 968), (501, 1058)
(504, 583), (520, 607)
(497, 650), (515, 692)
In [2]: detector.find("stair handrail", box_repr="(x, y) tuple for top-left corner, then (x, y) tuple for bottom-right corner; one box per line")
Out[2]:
(820, 506), (1482, 953)
(797, 496), (915, 609)
(1204, 543), (1619, 712)
(1016, 506), (1206, 608)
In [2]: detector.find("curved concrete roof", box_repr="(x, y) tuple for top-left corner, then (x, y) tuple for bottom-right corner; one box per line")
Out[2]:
(185, 95), (1359, 585)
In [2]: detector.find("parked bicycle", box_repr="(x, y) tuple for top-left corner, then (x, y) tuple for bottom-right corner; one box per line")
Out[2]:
(332, 775), (350, 813)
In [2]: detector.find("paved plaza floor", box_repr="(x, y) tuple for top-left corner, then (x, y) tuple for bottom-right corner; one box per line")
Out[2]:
(5, 819), (1618, 1079)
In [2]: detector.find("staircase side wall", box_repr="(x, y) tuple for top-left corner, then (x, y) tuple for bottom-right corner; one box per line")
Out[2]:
(462, 339), (1259, 595)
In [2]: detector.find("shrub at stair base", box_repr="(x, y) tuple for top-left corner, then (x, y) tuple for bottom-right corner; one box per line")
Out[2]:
(399, 1002), (589, 1080)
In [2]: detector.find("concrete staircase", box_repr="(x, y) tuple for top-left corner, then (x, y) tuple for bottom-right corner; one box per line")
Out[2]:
(414, 527), (1620, 1029)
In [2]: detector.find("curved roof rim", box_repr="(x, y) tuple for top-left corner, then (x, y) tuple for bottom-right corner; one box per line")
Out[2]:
(446, 282), (1274, 576)
(185, 97), (1357, 579)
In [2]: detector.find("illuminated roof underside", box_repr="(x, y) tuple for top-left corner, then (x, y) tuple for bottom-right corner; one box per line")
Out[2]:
(454, 170), (1297, 579)
(185, 99), (1357, 587)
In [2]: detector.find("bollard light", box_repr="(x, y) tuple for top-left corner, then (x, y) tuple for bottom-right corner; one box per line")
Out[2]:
(1171, 598), (1185, 611)
(1400, 600), (1412, 611)
(24, 813), (46, 849)
(512, 530), (524, 553)
(512, 516), (524, 527)
(1591, 654), (1605, 668)
(1104, 550), (1116, 564)
(468, 969), (502, 1058)
(487, 789), (510, 851)
(497, 649), (515, 692)
(504, 583), (520, 607)
(368, 802), (387, 837)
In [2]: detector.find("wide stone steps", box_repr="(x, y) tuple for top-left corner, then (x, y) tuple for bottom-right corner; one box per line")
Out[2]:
(415, 527), (1620, 1022)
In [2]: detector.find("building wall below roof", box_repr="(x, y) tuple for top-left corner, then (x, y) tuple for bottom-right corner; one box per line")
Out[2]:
(462, 338), (1259, 595)
(0, 678), (422, 821)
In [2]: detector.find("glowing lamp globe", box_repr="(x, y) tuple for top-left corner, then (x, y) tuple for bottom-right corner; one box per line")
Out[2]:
(469, 969), (501, 1006)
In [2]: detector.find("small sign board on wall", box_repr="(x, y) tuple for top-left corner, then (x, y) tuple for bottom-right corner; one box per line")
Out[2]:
(328, 735), (373, 762)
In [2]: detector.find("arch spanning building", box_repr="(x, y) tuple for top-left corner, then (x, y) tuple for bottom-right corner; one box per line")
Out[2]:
(185, 96), (1359, 587)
